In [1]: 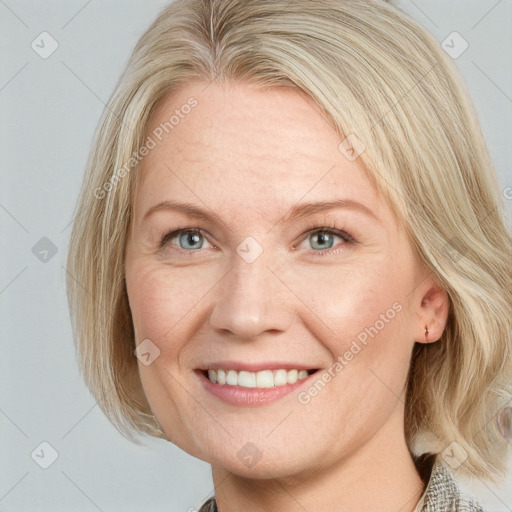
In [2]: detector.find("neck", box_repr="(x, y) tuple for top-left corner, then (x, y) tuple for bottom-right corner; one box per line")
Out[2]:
(211, 408), (426, 512)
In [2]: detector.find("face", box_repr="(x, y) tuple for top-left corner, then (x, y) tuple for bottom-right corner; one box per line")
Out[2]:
(125, 80), (439, 478)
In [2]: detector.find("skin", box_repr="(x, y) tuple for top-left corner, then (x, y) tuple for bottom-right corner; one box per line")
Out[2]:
(125, 80), (449, 512)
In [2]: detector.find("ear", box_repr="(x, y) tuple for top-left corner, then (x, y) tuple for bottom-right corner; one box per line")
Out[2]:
(413, 278), (450, 344)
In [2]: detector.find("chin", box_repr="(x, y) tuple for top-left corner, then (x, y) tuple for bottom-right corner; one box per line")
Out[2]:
(184, 427), (321, 479)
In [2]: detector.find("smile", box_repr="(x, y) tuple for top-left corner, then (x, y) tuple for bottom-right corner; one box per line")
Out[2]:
(206, 368), (314, 388)
(197, 366), (319, 406)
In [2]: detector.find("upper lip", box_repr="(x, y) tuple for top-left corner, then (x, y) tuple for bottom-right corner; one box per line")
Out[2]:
(196, 361), (318, 372)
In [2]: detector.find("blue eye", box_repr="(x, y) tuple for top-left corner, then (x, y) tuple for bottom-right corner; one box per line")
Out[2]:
(309, 230), (336, 250)
(160, 226), (355, 256)
(179, 230), (204, 250)
(161, 229), (208, 251)
(307, 229), (352, 252)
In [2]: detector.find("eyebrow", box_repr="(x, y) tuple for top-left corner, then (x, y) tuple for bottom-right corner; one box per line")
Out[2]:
(142, 198), (380, 226)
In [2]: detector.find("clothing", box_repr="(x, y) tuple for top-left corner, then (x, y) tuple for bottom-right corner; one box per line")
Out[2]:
(413, 461), (485, 512)
(198, 461), (485, 512)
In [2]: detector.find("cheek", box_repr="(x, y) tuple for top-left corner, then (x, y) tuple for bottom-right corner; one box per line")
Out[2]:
(125, 261), (216, 452)
(288, 252), (412, 344)
(288, 253), (415, 400)
(291, 261), (413, 455)
(125, 260), (223, 357)
(126, 267), (171, 344)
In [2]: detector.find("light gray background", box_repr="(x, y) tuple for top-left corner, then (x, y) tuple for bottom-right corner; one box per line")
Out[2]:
(1, 1), (511, 511)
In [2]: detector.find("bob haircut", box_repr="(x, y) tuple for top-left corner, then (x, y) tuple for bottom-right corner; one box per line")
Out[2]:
(67, 0), (512, 481)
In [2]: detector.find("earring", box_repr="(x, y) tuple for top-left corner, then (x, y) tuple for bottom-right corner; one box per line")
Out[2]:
(425, 326), (429, 342)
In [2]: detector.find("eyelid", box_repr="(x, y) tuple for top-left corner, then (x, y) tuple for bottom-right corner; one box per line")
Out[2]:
(300, 225), (354, 242)
(298, 218), (355, 241)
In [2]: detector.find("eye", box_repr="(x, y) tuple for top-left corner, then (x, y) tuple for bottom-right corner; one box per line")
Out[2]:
(160, 228), (213, 252)
(299, 221), (356, 255)
(159, 223), (355, 256)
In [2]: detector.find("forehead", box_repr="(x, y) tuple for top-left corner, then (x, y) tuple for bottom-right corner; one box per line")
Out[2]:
(134, 80), (383, 225)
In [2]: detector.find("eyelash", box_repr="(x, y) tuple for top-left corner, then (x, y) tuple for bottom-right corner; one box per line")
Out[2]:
(299, 219), (356, 255)
(159, 220), (356, 256)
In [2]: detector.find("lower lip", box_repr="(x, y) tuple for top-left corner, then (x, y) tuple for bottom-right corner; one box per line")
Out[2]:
(197, 370), (316, 406)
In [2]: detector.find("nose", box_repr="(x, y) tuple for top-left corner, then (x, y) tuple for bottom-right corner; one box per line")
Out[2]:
(208, 254), (293, 340)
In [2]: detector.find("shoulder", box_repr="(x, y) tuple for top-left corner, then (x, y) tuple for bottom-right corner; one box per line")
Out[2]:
(420, 461), (486, 512)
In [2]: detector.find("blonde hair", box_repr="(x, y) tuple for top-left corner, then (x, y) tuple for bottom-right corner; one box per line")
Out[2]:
(67, 0), (512, 481)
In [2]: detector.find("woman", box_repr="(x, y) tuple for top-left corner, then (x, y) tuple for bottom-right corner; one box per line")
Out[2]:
(66, 0), (512, 510)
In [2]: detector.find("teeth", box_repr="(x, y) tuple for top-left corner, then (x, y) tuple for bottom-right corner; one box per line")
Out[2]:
(256, 370), (274, 388)
(298, 369), (308, 379)
(274, 369), (288, 386)
(238, 371), (256, 388)
(287, 369), (298, 384)
(206, 368), (311, 388)
(226, 370), (238, 386)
